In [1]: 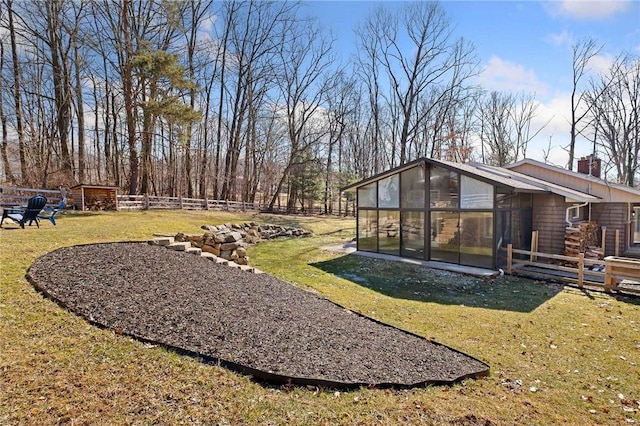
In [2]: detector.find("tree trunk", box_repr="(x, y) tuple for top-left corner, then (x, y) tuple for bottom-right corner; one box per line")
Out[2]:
(122, 0), (139, 195)
(7, 0), (27, 183)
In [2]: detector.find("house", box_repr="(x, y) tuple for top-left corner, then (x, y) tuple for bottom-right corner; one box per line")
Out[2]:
(505, 156), (640, 258)
(342, 156), (640, 270)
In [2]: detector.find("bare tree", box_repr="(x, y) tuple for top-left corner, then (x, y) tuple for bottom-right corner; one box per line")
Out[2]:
(267, 17), (335, 211)
(568, 37), (601, 170)
(586, 53), (639, 186)
(357, 2), (477, 166)
(4, 0), (27, 182)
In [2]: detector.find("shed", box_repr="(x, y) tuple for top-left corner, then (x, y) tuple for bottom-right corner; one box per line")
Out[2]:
(70, 184), (118, 211)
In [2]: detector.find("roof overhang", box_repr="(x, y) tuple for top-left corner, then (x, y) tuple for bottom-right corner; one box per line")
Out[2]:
(342, 158), (602, 203)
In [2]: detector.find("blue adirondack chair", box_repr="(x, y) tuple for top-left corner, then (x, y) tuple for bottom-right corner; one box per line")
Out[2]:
(0, 195), (48, 228)
(37, 197), (67, 226)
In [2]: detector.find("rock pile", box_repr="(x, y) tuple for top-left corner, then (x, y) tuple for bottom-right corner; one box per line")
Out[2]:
(173, 222), (312, 266)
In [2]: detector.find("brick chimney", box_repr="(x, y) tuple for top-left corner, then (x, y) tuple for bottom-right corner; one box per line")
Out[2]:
(577, 155), (601, 178)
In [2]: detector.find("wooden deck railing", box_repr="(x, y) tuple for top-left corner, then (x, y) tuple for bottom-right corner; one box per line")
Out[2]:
(504, 244), (640, 295)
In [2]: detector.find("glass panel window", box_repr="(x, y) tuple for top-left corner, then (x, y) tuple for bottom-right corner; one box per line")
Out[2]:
(401, 211), (424, 258)
(496, 187), (513, 209)
(378, 175), (399, 208)
(378, 210), (400, 255)
(430, 166), (458, 208)
(430, 211), (459, 263)
(401, 166), (425, 208)
(459, 212), (494, 268)
(358, 183), (376, 208)
(358, 209), (377, 251)
(461, 175), (493, 209)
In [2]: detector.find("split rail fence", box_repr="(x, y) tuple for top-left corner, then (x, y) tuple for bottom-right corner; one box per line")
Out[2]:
(0, 186), (64, 209)
(503, 230), (640, 295)
(0, 186), (354, 216)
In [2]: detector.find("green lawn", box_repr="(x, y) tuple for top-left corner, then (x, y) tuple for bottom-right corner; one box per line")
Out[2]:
(1, 210), (639, 425)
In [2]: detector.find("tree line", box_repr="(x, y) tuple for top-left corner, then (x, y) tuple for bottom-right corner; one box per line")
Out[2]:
(1, 0), (638, 213)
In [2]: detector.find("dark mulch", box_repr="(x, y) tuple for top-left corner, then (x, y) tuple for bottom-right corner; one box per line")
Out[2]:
(26, 242), (489, 388)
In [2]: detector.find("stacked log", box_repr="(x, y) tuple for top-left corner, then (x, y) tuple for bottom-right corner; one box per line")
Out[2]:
(565, 221), (603, 260)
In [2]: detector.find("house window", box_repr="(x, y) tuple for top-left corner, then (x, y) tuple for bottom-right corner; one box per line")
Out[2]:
(460, 212), (494, 268)
(572, 205), (581, 220)
(378, 175), (399, 208)
(430, 211), (460, 263)
(401, 211), (425, 258)
(430, 166), (459, 208)
(358, 209), (378, 252)
(461, 175), (493, 209)
(358, 183), (376, 208)
(378, 210), (400, 255)
(401, 166), (425, 208)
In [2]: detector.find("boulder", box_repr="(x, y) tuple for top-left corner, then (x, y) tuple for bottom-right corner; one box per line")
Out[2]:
(220, 241), (240, 251)
(224, 231), (243, 243)
(202, 244), (220, 256)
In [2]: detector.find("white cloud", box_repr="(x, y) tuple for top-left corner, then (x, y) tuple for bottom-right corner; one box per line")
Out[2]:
(523, 93), (602, 167)
(546, 30), (574, 47)
(587, 53), (615, 75)
(548, 0), (631, 20)
(477, 56), (550, 97)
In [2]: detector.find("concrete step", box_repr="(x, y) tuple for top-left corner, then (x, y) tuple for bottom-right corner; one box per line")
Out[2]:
(226, 261), (241, 269)
(151, 236), (175, 246)
(152, 234), (263, 273)
(168, 242), (191, 251)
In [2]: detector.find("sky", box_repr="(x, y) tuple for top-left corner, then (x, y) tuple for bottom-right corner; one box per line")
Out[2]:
(304, 0), (640, 168)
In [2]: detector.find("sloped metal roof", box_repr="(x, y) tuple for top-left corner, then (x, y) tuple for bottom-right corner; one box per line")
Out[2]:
(342, 157), (601, 203)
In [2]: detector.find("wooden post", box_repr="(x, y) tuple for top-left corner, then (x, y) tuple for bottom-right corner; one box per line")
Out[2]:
(530, 230), (539, 262)
(577, 253), (584, 288)
(615, 230), (620, 256)
(144, 193), (150, 210)
(179, 196), (184, 210)
(506, 244), (513, 274)
(604, 259), (614, 292)
(601, 227), (606, 257)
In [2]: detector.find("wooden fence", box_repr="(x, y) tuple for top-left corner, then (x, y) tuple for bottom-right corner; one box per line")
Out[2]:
(0, 186), (65, 209)
(503, 244), (640, 295)
(0, 186), (355, 216)
(115, 194), (355, 216)
(116, 194), (262, 212)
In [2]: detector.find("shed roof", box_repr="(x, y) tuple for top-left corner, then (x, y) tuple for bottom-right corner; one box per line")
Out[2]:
(342, 157), (600, 203)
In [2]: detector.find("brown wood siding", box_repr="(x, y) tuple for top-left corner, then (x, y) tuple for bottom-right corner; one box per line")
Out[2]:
(510, 163), (640, 203)
(591, 203), (629, 256)
(532, 193), (566, 255)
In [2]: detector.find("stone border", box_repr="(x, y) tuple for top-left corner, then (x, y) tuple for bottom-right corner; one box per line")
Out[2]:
(148, 222), (313, 274)
(148, 235), (263, 273)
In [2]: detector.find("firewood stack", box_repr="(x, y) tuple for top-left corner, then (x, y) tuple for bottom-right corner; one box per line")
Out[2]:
(565, 221), (603, 260)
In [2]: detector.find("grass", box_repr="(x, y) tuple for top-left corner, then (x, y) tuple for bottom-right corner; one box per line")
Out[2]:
(1, 210), (639, 425)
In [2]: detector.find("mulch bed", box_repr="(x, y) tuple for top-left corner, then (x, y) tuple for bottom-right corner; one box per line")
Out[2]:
(26, 242), (489, 388)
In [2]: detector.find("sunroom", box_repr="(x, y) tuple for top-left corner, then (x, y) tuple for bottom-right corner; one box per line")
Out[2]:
(342, 158), (546, 270)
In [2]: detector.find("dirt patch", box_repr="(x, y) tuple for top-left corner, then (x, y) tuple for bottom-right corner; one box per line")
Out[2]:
(27, 242), (489, 388)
